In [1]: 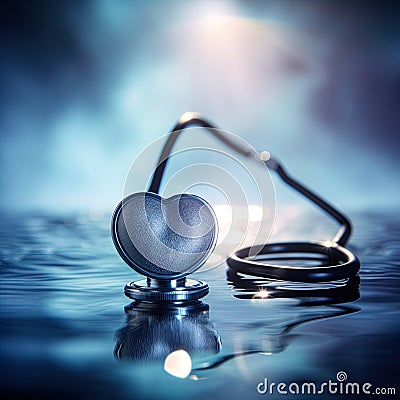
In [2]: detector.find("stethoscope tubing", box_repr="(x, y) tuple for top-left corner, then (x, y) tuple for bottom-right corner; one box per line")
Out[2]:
(147, 112), (360, 283)
(227, 241), (360, 283)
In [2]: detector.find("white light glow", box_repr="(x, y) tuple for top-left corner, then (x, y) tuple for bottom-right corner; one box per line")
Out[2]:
(179, 112), (198, 124)
(248, 205), (264, 222)
(252, 290), (269, 300)
(213, 204), (233, 245)
(260, 151), (271, 161)
(164, 350), (192, 379)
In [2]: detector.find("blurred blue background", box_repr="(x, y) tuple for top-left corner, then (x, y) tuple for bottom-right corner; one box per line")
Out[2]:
(1, 0), (399, 213)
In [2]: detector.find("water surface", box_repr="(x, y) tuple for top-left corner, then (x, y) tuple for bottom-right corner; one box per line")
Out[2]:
(1, 210), (399, 399)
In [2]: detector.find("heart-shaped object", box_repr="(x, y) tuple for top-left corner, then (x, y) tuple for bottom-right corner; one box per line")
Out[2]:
(112, 192), (218, 279)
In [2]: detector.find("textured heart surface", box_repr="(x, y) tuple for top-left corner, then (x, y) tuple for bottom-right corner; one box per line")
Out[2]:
(112, 192), (218, 279)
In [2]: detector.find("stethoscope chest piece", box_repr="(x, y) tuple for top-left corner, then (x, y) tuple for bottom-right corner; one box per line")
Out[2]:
(112, 191), (218, 302)
(124, 278), (209, 302)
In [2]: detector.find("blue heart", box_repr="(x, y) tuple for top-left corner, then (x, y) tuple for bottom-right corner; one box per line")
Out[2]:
(112, 192), (218, 279)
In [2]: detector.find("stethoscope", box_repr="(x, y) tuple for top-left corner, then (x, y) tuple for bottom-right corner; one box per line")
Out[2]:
(112, 112), (360, 302)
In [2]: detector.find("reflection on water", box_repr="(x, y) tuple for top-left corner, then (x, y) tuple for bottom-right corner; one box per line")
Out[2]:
(114, 301), (221, 373)
(192, 304), (358, 377)
(227, 268), (360, 306)
(113, 276), (360, 379)
(0, 211), (399, 399)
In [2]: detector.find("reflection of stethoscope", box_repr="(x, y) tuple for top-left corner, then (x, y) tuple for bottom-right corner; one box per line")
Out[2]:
(114, 299), (359, 378)
(112, 112), (360, 301)
(114, 301), (221, 364)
